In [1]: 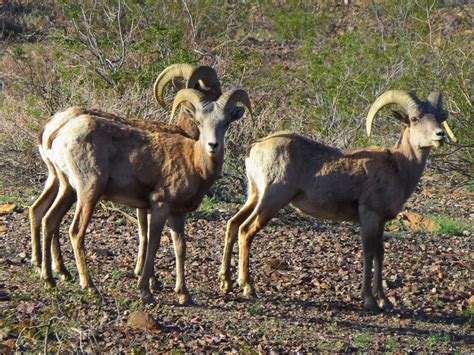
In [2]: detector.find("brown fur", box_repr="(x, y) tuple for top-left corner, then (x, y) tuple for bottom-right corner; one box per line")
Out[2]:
(32, 94), (248, 305)
(36, 125), (46, 145)
(220, 100), (448, 312)
(46, 121), (69, 149)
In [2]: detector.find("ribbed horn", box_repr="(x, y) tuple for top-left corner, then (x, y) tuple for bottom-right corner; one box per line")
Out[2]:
(442, 121), (457, 142)
(187, 66), (222, 99)
(153, 64), (197, 108)
(217, 89), (253, 117)
(170, 89), (208, 120)
(366, 90), (419, 137)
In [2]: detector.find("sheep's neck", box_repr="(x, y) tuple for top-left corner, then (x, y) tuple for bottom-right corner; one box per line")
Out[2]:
(193, 141), (224, 182)
(177, 109), (200, 140)
(393, 128), (430, 199)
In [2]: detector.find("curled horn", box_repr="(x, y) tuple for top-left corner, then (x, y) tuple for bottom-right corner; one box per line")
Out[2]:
(170, 89), (208, 120)
(428, 91), (457, 142)
(442, 121), (457, 142)
(154, 64), (222, 108)
(366, 90), (420, 137)
(187, 66), (222, 99)
(153, 64), (197, 108)
(217, 89), (253, 117)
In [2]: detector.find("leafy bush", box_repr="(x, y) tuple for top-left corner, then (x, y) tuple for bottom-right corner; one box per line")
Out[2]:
(431, 215), (470, 236)
(0, 1), (472, 202)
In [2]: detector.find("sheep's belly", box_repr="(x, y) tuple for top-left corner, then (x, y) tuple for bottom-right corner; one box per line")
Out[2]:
(102, 190), (149, 209)
(290, 196), (359, 223)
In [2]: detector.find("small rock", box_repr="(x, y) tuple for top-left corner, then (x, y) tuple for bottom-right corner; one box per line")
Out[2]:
(18, 252), (27, 259)
(264, 258), (290, 270)
(0, 225), (6, 233)
(127, 311), (159, 331)
(319, 282), (330, 289)
(0, 289), (11, 301)
(0, 204), (16, 214)
(17, 301), (36, 314)
(3, 338), (15, 349)
(93, 248), (112, 257)
(399, 318), (412, 326)
(0, 328), (9, 340)
(468, 295), (474, 306)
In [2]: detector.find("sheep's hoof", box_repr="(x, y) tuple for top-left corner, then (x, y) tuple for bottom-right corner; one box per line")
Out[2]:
(220, 277), (233, 294)
(41, 275), (56, 288)
(58, 271), (73, 282)
(140, 290), (155, 305)
(177, 292), (193, 306)
(243, 284), (257, 299)
(82, 284), (99, 296)
(133, 267), (143, 278)
(54, 266), (72, 281)
(31, 259), (41, 272)
(364, 297), (382, 313)
(150, 276), (162, 291)
(378, 296), (394, 310)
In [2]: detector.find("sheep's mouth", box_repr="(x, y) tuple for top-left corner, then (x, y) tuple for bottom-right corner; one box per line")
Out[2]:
(432, 139), (444, 148)
(206, 149), (219, 156)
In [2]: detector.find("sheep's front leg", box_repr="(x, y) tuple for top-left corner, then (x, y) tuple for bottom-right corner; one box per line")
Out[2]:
(359, 207), (382, 312)
(138, 202), (169, 304)
(134, 208), (148, 277)
(373, 227), (393, 310)
(134, 208), (161, 291)
(169, 214), (192, 305)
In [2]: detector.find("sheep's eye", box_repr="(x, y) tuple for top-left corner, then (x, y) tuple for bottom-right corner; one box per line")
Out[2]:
(410, 116), (419, 123)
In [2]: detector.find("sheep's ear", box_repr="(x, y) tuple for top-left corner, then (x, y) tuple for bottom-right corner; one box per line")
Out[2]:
(436, 110), (449, 122)
(230, 106), (245, 122)
(391, 110), (409, 125)
(181, 105), (195, 118)
(172, 78), (185, 90)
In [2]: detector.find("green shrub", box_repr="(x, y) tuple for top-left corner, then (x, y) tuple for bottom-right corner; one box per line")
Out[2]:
(431, 215), (470, 236)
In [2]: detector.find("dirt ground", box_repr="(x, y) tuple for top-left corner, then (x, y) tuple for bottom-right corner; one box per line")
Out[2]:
(0, 174), (472, 352)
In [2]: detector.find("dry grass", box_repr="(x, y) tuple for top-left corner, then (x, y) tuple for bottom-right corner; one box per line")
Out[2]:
(0, 1), (472, 200)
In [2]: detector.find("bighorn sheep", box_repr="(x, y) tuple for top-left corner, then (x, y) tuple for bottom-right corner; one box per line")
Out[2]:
(29, 63), (222, 290)
(135, 63), (223, 285)
(32, 88), (252, 304)
(219, 90), (456, 312)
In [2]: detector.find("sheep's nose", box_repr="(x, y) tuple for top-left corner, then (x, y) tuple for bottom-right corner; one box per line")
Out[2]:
(435, 129), (445, 137)
(208, 142), (219, 149)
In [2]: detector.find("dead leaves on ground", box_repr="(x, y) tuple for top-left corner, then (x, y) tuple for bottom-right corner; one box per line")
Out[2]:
(0, 176), (472, 352)
(398, 211), (438, 232)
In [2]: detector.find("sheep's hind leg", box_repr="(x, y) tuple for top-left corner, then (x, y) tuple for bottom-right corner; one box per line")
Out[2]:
(237, 187), (293, 298)
(169, 214), (191, 305)
(69, 188), (101, 292)
(29, 172), (59, 271)
(373, 225), (393, 310)
(40, 184), (75, 287)
(219, 183), (258, 294)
